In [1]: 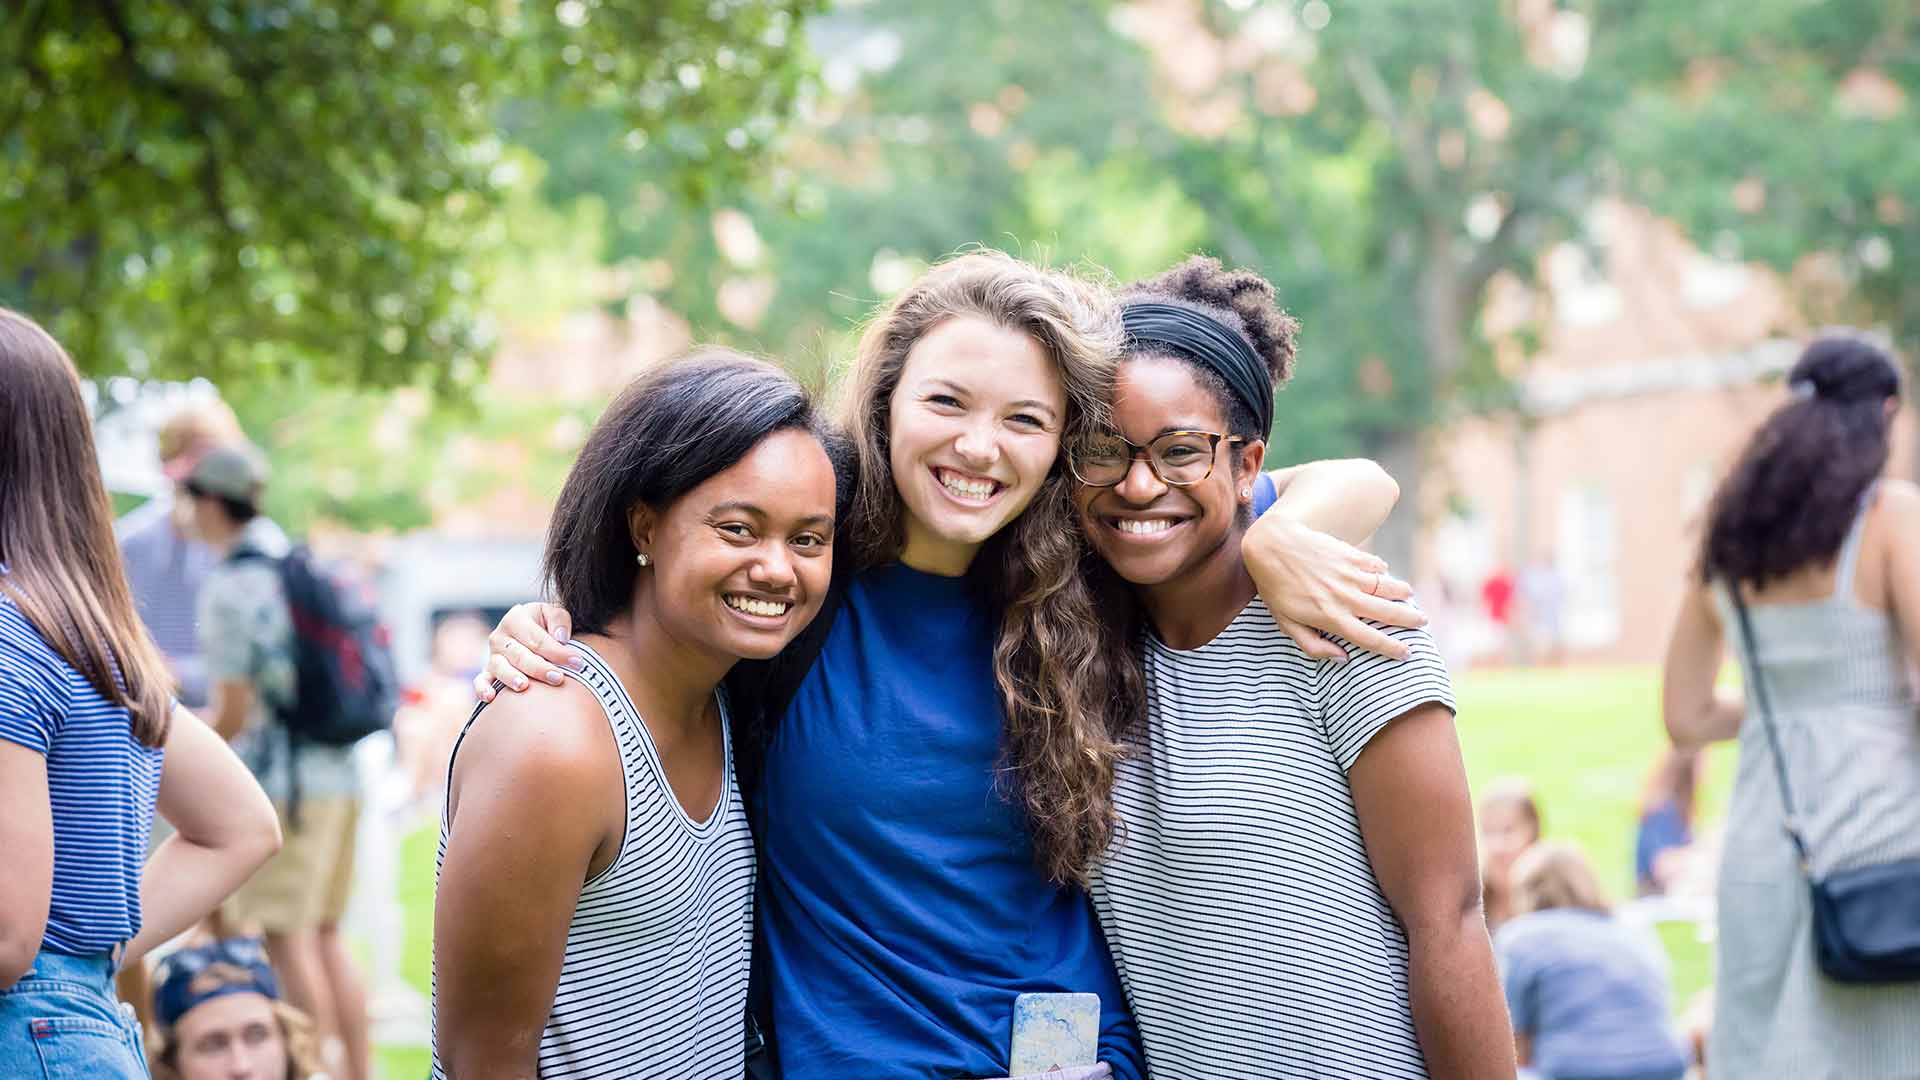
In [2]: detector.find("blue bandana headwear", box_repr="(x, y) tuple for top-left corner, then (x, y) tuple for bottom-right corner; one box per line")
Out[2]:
(153, 937), (281, 1029)
(1120, 301), (1274, 439)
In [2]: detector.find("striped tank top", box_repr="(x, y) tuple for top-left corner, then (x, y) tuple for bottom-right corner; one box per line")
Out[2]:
(432, 641), (756, 1079)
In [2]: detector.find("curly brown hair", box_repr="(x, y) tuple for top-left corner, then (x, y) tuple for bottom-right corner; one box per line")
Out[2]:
(1120, 254), (1299, 442)
(837, 250), (1139, 885)
(1701, 333), (1901, 590)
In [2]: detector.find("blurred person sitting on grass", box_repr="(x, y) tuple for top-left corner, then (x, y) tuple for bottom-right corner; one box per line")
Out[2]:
(1478, 776), (1542, 929)
(149, 938), (324, 1080)
(0, 308), (281, 1078)
(1496, 842), (1688, 1080)
(1633, 747), (1702, 897)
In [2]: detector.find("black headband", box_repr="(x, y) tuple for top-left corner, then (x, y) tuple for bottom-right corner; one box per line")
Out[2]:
(1121, 302), (1273, 438)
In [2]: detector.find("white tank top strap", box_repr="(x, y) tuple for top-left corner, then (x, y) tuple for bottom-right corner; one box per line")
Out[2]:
(1832, 481), (1879, 601)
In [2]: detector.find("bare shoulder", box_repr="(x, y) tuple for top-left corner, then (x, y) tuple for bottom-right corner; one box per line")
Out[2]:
(1875, 478), (1920, 518)
(448, 677), (619, 810)
(1863, 479), (1920, 566)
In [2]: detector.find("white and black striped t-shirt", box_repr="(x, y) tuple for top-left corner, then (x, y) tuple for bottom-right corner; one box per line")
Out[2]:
(1092, 597), (1455, 1080)
(432, 642), (756, 1080)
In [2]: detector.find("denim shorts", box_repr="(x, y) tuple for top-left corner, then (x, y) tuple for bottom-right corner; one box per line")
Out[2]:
(0, 947), (149, 1079)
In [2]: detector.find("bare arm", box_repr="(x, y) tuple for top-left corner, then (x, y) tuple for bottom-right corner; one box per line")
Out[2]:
(208, 678), (253, 741)
(0, 741), (52, 987)
(435, 682), (621, 1079)
(1660, 584), (1742, 748)
(1263, 459), (1400, 545)
(1245, 458), (1425, 661)
(1878, 482), (1920, 664)
(124, 706), (282, 966)
(1350, 704), (1516, 1079)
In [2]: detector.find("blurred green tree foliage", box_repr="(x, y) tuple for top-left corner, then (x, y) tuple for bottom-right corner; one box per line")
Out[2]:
(520, 0), (1672, 564)
(1, 0), (818, 387)
(1614, 0), (1918, 355)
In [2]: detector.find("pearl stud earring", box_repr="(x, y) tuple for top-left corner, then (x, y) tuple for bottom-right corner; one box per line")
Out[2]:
(636, 553), (651, 567)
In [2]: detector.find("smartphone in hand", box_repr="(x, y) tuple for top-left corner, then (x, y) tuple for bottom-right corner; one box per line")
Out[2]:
(1008, 992), (1100, 1075)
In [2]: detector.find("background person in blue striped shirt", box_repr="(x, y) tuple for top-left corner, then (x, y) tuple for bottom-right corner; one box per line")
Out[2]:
(0, 307), (282, 1078)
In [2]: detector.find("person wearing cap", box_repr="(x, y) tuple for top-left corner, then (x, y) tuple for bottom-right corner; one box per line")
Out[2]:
(149, 938), (324, 1080)
(181, 443), (371, 1080)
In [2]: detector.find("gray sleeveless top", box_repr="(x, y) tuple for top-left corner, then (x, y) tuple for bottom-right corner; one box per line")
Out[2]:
(1709, 486), (1920, 1077)
(432, 641), (756, 1079)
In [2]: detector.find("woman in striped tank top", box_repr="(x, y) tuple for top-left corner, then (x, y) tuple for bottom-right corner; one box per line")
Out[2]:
(432, 352), (846, 1079)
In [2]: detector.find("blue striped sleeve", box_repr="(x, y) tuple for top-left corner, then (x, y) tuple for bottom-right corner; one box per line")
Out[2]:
(0, 605), (71, 755)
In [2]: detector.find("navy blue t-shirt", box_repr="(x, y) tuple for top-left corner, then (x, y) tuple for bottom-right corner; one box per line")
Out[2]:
(755, 563), (1144, 1079)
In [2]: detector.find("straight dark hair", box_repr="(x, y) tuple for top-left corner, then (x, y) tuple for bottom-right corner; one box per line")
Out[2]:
(1701, 334), (1902, 590)
(0, 308), (174, 746)
(543, 349), (845, 636)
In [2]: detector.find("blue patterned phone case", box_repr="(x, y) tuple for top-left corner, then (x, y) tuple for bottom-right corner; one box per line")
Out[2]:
(1009, 991), (1100, 1074)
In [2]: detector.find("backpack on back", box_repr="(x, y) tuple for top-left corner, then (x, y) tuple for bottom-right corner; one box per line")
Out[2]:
(232, 543), (398, 749)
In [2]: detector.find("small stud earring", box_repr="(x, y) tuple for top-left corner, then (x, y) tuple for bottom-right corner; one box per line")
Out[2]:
(1240, 488), (1251, 499)
(635, 552), (651, 567)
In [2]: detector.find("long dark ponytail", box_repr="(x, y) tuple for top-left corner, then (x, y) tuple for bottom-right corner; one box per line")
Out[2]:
(1700, 333), (1901, 590)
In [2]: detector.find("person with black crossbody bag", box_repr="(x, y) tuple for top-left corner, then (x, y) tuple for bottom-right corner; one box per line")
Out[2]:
(1663, 333), (1920, 1077)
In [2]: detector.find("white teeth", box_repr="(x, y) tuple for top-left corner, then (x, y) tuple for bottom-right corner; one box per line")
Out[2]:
(938, 469), (997, 500)
(1116, 518), (1176, 536)
(725, 595), (791, 618)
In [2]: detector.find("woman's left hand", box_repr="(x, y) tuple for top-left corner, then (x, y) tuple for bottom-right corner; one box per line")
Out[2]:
(1243, 514), (1424, 661)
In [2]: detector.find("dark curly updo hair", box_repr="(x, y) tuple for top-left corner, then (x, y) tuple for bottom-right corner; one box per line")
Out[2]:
(1701, 333), (1902, 590)
(1119, 255), (1300, 443)
(1082, 256), (1301, 757)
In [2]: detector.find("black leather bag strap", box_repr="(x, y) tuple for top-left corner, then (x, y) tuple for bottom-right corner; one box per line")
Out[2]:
(1728, 585), (1814, 871)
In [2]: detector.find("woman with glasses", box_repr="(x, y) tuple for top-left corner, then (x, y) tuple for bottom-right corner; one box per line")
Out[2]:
(0, 308), (282, 1078)
(1073, 257), (1513, 1078)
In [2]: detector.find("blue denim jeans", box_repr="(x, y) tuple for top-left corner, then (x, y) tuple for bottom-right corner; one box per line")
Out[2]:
(0, 947), (149, 1079)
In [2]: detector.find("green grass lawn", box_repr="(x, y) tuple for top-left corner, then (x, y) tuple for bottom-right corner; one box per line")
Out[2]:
(376, 664), (1721, 1076)
(1453, 666), (1729, 1007)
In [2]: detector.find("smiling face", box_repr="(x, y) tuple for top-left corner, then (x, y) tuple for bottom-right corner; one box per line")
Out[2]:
(886, 315), (1066, 575)
(636, 427), (837, 662)
(171, 992), (288, 1080)
(1073, 355), (1264, 589)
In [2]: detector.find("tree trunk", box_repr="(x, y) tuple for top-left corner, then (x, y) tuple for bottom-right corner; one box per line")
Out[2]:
(1373, 226), (1474, 581)
(1370, 429), (1423, 577)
